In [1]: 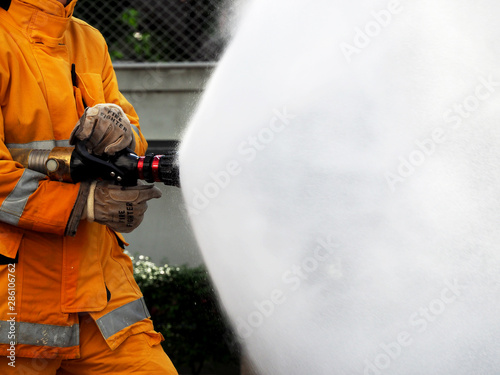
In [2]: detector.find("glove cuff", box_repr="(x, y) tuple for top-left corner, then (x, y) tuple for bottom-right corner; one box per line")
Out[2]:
(86, 181), (98, 222)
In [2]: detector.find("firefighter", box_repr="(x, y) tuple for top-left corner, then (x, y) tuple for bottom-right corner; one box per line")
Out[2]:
(0, 0), (178, 373)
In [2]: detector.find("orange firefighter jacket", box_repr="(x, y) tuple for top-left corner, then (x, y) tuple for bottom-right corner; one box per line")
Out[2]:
(0, 0), (160, 359)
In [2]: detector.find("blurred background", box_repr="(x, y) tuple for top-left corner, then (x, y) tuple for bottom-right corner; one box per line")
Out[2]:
(74, 0), (229, 62)
(74, 1), (253, 374)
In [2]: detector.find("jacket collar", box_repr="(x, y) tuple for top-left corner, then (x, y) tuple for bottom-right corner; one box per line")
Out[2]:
(7, 0), (78, 45)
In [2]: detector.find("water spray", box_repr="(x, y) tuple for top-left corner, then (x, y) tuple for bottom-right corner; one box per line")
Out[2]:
(8, 140), (180, 187)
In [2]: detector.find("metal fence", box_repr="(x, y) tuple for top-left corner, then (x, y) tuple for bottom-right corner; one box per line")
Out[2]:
(73, 0), (228, 62)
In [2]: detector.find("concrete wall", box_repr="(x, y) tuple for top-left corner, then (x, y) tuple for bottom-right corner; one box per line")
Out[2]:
(114, 63), (216, 266)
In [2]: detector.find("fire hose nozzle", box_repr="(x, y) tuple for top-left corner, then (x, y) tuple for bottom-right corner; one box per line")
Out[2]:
(8, 141), (180, 188)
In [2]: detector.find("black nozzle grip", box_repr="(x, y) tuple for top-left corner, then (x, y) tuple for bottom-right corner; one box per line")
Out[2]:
(70, 141), (139, 186)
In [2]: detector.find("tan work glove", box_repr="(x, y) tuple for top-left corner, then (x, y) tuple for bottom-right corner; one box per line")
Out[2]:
(84, 181), (162, 233)
(70, 103), (136, 156)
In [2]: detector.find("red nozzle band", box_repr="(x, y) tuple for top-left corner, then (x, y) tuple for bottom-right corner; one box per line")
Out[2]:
(152, 155), (161, 182)
(137, 157), (145, 180)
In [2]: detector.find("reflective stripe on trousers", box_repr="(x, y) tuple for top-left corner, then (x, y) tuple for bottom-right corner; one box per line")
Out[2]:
(0, 321), (79, 348)
(95, 297), (150, 340)
(0, 297), (149, 347)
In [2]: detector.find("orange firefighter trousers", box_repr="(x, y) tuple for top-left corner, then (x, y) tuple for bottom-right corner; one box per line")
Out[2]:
(0, 314), (178, 374)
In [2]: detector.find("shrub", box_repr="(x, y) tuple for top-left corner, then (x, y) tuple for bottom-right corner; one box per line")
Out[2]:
(129, 253), (239, 375)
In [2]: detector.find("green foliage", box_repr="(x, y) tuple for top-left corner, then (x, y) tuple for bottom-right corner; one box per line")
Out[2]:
(128, 253), (239, 375)
(121, 8), (139, 29)
(111, 8), (160, 62)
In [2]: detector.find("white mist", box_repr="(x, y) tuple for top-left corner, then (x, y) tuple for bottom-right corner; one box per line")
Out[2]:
(180, 1), (500, 373)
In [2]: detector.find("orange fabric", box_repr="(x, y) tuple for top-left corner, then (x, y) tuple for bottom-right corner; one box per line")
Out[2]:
(0, 314), (178, 374)
(0, 0), (153, 360)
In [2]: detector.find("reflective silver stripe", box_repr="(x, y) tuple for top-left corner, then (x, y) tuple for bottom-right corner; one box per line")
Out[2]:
(0, 169), (46, 226)
(0, 321), (79, 347)
(96, 297), (150, 340)
(130, 123), (140, 137)
(6, 139), (70, 149)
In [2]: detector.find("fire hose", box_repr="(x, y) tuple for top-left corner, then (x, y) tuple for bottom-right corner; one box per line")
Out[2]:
(8, 140), (180, 187)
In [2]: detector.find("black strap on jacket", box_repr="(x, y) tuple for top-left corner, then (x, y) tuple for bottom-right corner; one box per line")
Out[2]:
(71, 63), (88, 108)
(0, 0), (11, 11)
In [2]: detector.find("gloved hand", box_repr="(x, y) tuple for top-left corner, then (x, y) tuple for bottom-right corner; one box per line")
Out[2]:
(70, 103), (135, 156)
(84, 181), (162, 233)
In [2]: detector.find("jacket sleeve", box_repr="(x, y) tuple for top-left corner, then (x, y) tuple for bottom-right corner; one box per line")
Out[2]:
(101, 43), (148, 156)
(0, 112), (81, 241)
(0, 37), (81, 246)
